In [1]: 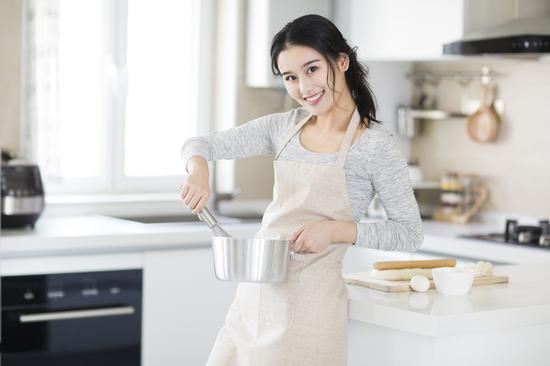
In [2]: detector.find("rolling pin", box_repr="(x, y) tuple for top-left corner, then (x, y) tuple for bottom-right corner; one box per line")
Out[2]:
(373, 259), (456, 271)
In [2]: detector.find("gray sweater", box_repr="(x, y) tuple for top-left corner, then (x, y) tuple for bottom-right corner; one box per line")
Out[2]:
(181, 108), (423, 251)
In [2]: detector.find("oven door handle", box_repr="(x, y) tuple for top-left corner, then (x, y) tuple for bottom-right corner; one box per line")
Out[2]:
(19, 305), (135, 323)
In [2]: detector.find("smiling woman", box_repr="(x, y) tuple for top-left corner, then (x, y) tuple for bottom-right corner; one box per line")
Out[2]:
(181, 14), (423, 366)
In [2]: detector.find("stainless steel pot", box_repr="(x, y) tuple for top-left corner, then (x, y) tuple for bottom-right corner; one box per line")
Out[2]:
(212, 237), (291, 282)
(198, 207), (293, 283)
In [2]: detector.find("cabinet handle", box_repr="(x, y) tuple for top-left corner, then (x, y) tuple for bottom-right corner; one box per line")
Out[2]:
(19, 305), (135, 323)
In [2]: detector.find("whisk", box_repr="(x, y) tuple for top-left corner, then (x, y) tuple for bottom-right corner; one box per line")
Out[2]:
(197, 207), (232, 237)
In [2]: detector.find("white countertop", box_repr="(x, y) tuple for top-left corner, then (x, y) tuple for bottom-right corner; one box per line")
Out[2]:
(0, 214), (262, 257)
(346, 263), (550, 336)
(2, 212), (550, 264)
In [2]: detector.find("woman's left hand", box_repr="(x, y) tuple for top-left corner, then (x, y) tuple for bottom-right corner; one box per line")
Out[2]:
(288, 220), (334, 253)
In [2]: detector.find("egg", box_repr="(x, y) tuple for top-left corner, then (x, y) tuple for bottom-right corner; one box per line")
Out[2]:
(410, 274), (430, 292)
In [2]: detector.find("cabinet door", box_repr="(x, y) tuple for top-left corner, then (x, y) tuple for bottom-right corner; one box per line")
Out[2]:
(142, 248), (237, 366)
(341, 0), (463, 61)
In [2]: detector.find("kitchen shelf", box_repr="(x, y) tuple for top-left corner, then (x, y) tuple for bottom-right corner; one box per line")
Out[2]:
(397, 105), (467, 138)
(412, 181), (440, 190)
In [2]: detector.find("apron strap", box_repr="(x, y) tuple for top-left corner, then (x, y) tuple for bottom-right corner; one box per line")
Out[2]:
(274, 112), (313, 160)
(335, 108), (361, 169)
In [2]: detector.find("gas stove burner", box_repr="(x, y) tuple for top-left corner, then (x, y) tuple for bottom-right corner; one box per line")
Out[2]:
(506, 219), (549, 246)
(460, 218), (550, 249)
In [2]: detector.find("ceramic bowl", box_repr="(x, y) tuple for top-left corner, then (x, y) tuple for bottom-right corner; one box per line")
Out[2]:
(432, 267), (475, 295)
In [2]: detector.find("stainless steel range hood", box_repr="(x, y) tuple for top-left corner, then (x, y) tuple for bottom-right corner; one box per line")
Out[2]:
(444, 0), (550, 55)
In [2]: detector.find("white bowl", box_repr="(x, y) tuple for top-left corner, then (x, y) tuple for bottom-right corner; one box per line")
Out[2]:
(432, 267), (475, 295)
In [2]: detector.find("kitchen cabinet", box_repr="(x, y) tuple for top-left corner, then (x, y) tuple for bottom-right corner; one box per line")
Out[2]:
(335, 0), (464, 61)
(142, 247), (237, 366)
(245, 0), (332, 87)
(0, 247), (236, 366)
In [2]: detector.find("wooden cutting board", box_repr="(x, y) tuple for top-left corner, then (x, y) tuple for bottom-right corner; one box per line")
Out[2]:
(344, 272), (509, 293)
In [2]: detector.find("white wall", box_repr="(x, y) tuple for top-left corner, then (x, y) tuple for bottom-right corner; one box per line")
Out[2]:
(0, 0), (22, 153)
(410, 59), (550, 217)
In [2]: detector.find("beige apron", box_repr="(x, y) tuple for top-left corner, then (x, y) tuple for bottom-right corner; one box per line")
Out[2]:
(206, 109), (362, 366)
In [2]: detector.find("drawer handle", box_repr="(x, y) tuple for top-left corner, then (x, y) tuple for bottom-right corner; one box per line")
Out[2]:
(19, 305), (135, 323)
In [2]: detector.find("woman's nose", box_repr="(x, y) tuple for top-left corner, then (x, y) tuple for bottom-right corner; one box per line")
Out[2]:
(300, 82), (314, 97)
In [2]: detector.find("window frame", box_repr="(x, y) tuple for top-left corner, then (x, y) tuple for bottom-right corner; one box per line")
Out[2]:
(20, 0), (215, 198)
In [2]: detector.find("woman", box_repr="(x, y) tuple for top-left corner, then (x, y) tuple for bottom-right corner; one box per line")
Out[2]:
(180, 14), (423, 366)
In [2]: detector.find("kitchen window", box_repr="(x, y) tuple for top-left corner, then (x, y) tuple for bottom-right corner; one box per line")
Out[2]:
(21, 0), (213, 197)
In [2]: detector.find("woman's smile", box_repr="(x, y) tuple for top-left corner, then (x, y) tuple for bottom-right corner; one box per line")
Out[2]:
(304, 90), (324, 105)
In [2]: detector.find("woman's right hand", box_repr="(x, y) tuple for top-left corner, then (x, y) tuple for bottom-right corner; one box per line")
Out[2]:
(180, 173), (210, 214)
(181, 156), (210, 214)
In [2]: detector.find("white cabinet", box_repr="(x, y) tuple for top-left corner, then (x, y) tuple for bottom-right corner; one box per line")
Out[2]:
(245, 0), (332, 87)
(142, 248), (237, 366)
(336, 0), (464, 61)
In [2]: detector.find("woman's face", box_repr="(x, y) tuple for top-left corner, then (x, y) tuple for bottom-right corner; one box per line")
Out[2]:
(277, 44), (349, 115)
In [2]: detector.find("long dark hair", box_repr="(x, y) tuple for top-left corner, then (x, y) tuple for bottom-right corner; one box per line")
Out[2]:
(270, 14), (381, 127)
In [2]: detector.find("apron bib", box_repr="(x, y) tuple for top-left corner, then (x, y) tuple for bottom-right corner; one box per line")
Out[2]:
(207, 109), (362, 366)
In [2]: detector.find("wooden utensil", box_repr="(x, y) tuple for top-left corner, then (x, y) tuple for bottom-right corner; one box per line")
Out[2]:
(344, 272), (509, 292)
(373, 259), (457, 271)
(467, 81), (500, 142)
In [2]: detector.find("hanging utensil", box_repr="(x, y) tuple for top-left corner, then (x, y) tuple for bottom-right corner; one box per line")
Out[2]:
(466, 68), (500, 143)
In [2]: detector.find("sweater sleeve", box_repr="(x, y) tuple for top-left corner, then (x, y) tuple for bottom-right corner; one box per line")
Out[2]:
(354, 132), (423, 251)
(181, 112), (293, 172)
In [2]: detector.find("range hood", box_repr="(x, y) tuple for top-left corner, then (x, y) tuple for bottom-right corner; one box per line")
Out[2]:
(444, 0), (550, 55)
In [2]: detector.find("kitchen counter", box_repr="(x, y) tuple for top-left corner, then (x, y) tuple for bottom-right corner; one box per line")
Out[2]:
(347, 263), (550, 336)
(347, 263), (550, 366)
(0, 214), (262, 257)
(2, 214), (550, 263)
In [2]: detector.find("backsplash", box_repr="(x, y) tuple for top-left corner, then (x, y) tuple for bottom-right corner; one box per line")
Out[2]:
(410, 59), (550, 218)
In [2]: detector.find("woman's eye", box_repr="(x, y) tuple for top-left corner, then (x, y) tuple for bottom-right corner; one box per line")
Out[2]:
(307, 66), (318, 73)
(284, 75), (296, 81)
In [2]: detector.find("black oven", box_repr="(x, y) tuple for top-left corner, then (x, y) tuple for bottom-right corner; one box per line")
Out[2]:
(0, 269), (142, 365)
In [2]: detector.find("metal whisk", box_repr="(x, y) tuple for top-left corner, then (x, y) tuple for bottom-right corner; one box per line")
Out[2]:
(197, 207), (232, 237)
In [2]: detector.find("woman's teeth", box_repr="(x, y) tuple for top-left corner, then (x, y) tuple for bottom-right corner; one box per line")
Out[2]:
(305, 91), (324, 103)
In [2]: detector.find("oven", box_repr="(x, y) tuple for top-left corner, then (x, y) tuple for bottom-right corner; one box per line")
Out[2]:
(0, 269), (142, 365)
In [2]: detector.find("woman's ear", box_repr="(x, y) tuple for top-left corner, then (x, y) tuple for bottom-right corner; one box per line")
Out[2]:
(338, 53), (350, 72)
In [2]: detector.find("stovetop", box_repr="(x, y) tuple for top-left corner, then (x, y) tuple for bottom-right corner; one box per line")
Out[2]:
(460, 218), (550, 250)
(459, 232), (550, 250)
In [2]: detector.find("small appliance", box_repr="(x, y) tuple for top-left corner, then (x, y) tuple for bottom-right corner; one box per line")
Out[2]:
(1, 150), (45, 228)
